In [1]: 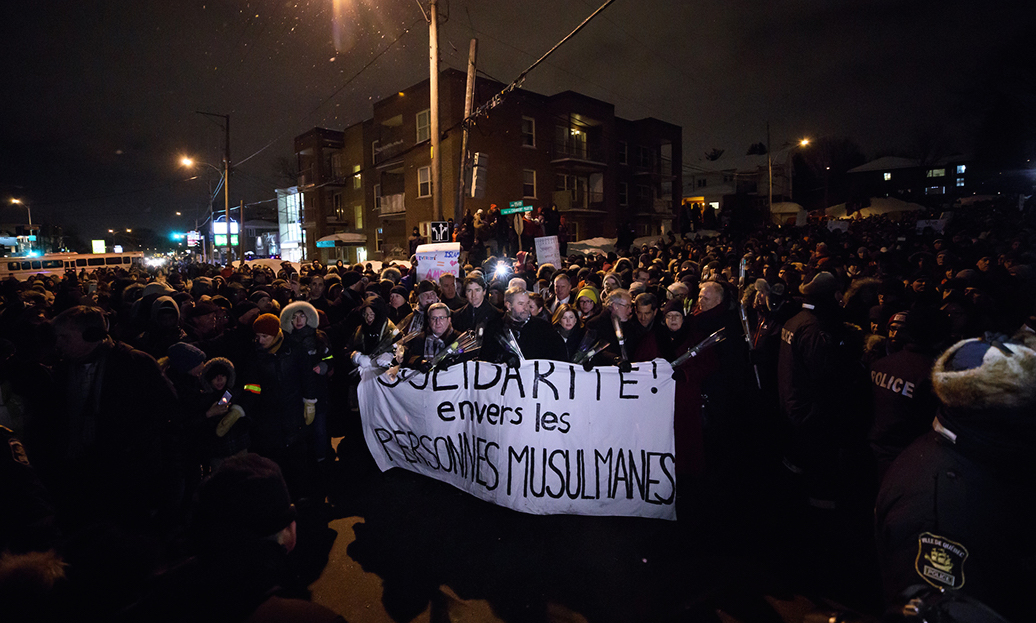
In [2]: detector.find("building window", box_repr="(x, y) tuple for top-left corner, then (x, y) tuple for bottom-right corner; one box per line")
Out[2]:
(956, 177), (965, 187)
(697, 178), (707, 188)
(374, 184), (382, 210)
(521, 116), (535, 147)
(636, 145), (651, 168)
(926, 168), (945, 178)
(416, 109), (430, 143)
(354, 204), (364, 230)
(883, 172), (892, 181)
(722, 174), (733, 183)
(618, 141), (628, 165)
(352, 164), (361, 190)
(418, 166), (431, 198)
(523, 169), (536, 198)
(637, 185), (652, 205)
(330, 153), (344, 178)
(926, 186), (944, 195)
(956, 164), (966, 175)
(332, 193), (344, 220)
(619, 182), (628, 206)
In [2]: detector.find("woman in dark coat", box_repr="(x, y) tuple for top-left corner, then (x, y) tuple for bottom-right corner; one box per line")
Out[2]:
(551, 303), (587, 361)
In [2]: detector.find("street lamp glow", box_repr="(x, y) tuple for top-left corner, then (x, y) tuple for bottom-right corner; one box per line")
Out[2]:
(800, 138), (810, 147)
(181, 157), (194, 167)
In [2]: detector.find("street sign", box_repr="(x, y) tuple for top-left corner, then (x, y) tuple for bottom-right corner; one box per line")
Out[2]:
(501, 204), (532, 216)
(316, 240), (335, 248)
(429, 221), (451, 243)
(509, 200), (524, 208)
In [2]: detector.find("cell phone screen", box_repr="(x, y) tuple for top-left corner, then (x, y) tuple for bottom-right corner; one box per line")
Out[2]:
(219, 391), (232, 406)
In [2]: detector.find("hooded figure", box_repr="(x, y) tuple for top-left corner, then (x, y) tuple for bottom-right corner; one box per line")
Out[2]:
(875, 332), (1036, 620)
(133, 295), (186, 359)
(279, 301), (331, 465)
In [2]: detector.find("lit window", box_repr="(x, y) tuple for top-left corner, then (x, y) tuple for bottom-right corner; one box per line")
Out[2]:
(926, 186), (944, 195)
(418, 166), (431, 197)
(956, 164), (966, 174)
(523, 169), (536, 198)
(521, 117), (535, 147)
(354, 204), (364, 230)
(619, 182), (628, 206)
(352, 164), (361, 189)
(883, 172), (892, 181)
(926, 168), (945, 178)
(417, 109), (430, 143)
(332, 193), (344, 220)
(956, 177), (964, 187)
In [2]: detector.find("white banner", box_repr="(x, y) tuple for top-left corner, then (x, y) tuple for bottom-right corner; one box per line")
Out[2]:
(358, 358), (677, 520)
(534, 235), (562, 267)
(415, 242), (461, 282)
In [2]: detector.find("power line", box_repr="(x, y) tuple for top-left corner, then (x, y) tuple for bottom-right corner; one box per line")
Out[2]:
(233, 16), (423, 168)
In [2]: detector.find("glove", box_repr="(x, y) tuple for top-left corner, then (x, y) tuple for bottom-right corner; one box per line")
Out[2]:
(439, 356), (453, 372)
(351, 351), (371, 368)
(582, 359), (594, 372)
(618, 360), (632, 373)
(303, 399), (317, 426)
(506, 354), (520, 370)
(375, 352), (395, 368)
(417, 361), (432, 374)
(216, 405), (245, 438)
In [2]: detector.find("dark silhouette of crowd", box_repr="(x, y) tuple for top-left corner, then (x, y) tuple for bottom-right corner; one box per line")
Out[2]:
(1, 196), (1034, 621)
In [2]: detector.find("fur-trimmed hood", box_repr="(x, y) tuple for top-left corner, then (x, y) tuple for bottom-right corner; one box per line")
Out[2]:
(279, 300), (319, 334)
(932, 335), (1036, 411)
(200, 357), (236, 392)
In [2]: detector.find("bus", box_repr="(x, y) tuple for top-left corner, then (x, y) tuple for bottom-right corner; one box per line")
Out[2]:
(0, 252), (145, 281)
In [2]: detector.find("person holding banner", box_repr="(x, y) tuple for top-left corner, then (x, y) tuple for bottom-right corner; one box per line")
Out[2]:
(396, 303), (469, 371)
(397, 280), (439, 336)
(452, 275), (502, 333)
(481, 287), (568, 365)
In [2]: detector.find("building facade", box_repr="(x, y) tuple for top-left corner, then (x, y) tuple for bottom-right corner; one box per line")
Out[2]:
(292, 69), (682, 262)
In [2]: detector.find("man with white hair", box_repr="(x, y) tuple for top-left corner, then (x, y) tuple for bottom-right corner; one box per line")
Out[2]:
(482, 287), (567, 364)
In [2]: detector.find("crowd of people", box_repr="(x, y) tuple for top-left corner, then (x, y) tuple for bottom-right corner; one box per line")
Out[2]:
(1, 196), (1034, 621)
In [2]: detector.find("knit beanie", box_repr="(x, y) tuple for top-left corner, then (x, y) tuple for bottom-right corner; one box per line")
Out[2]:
(167, 342), (207, 374)
(576, 287), (599, 305)
(252, 313), (281, 336)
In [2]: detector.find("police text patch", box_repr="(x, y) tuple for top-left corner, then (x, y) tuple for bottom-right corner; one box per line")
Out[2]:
(916, 532), (968, 589)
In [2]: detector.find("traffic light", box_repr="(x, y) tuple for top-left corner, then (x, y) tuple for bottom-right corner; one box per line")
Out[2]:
(471, 152), (488, 199)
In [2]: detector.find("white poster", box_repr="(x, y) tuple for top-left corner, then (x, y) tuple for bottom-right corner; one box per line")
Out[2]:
(415, 242), (461, 282)
(534, 236), (562, 267)
(358, 358), (677, 520)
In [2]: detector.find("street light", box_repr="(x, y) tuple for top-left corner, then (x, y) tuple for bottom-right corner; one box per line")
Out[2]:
(10, 198), (33, 254)
(181, 155), (228, 264)
(768, 136), (811, 213)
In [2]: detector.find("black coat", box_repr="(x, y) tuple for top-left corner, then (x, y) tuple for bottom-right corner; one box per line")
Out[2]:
(481, 315), (568, 363)
(237, 336), (317, 451)
(451, 300), (502, 333)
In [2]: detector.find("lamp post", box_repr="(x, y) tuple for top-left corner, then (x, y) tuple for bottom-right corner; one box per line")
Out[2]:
(10, 199), (33, 254)
(182, 156), (231, 264)
(767, 136), (810, 213)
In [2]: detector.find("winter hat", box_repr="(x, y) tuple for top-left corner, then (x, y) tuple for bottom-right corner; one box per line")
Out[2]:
(231, 301), (259, 322)
(576, 287), (599, 305)
(186, 300), (220, 320)
(389, 285), (409, 300)
(661, 299), (684, 317)
(142, 281), (174, 298)
(167, 342), (207, 374)
(417, 279), (439, 295)
(799, 271), (838, 296)
(249, 289), (272, 305)
(340, 270), (363, 288)
(252, 313), (281, 336)
(932, 335), (1036, 411)
(192, 453), (296, 553)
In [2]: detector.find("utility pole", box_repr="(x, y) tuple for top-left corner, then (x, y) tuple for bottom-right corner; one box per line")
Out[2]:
(455, 38), (478, 224)
(429, 0), (442, 221)
(766, 121), (773, 217)
(196, 111), (231, 265)
(238, 199), (245, 262)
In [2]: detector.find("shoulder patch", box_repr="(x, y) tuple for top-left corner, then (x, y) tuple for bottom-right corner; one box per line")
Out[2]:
(916, 532), (968, 589)
(8, 436), (30, 467)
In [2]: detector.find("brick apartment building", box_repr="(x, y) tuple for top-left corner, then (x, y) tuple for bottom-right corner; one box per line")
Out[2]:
(287, 69), (681, 263)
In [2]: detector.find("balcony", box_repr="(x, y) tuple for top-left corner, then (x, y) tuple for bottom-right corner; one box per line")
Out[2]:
(633, 157), (674, 177)
(379, 193), (405, 217)
(550, 141), (606, 171)
(552, 189), (606, 212)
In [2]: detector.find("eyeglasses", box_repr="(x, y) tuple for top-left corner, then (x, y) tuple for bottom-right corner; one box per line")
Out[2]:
(430, 315), (450, 322)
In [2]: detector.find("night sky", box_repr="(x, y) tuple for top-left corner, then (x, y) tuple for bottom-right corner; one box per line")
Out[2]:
(0, 0), (1030, 242)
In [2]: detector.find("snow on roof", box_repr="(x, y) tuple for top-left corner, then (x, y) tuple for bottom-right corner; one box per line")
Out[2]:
(825, 197), (924, 218)
(847, 157), (920, 173)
